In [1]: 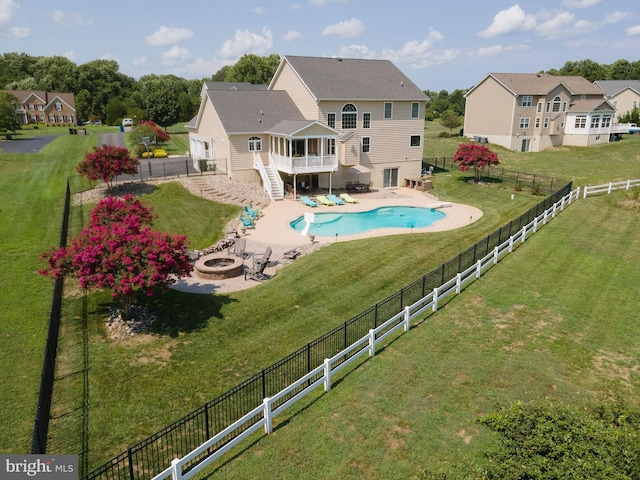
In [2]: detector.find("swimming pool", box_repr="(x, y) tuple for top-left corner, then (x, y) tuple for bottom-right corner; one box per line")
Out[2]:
(289, 206), (445, 237)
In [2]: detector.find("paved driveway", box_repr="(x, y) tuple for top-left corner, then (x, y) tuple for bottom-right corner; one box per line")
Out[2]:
(0, 135), (59, 154)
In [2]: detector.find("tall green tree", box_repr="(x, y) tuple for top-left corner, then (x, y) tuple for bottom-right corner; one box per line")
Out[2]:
(32, 56), (78, 92)
(135, 74), (182, 128)
(224, 53), (280, 85)
(0, 91), (22, 133)
(0, 52), (38, 88)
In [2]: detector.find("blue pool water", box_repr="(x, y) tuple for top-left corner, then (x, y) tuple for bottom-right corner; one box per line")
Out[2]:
(290, 206), (446, 237)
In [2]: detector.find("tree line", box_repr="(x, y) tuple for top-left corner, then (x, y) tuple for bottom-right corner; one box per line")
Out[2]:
(1, 52), (638, 128)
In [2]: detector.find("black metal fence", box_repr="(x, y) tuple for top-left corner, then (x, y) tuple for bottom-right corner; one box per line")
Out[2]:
(31, 180), (71, 454)
(80, 181), (573, 480)
(424, 157), (562, 195)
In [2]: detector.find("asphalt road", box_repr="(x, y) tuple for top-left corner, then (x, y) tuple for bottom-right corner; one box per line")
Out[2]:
(0, 135), (59, 153)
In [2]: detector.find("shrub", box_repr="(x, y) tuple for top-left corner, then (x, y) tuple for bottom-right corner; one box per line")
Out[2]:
(438, 131), (451, 138)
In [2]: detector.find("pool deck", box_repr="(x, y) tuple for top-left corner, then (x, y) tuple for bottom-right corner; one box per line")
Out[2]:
(170, 187), (482, 294)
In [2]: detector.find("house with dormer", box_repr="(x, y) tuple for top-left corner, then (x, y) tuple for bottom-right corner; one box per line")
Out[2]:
(186, 56), (429, 199)
(6, 90), (77, 126)
(463, 73), (615, 152)
(593, 80), (640, 120)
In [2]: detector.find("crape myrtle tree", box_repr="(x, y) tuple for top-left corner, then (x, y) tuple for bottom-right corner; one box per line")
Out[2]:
(76, 144), (138, 191)
(38, 195), (193, 320)
(452, 143), (500, 182)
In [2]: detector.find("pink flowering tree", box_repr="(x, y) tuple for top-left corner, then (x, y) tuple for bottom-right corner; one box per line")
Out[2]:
(39, 196), (192, 319)
(452, 143), (500, 182)
(76, 144), (139, 191)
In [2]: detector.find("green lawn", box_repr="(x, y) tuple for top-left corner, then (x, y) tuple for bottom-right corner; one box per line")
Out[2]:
(2, 122), (640, 478)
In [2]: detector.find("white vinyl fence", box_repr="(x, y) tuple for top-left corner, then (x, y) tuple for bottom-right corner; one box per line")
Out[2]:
(151, 186), (582, 480)
(582, 179), (640, 198)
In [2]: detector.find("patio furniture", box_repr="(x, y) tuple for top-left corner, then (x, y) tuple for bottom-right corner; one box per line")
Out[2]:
(346, 182), (370, 193)
(228, 237), (249, 258)
(243, 205), (260, 219)
(300, 196), (318, 207)
(245, 246), (272, 282)
(340, 193), (358, 203)
(239, 214), (255, 229)
(327, 194), (345, 205)
(316, 195), (335, 206)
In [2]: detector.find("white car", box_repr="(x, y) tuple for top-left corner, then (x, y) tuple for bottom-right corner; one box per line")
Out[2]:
(122, 118), (133, 127)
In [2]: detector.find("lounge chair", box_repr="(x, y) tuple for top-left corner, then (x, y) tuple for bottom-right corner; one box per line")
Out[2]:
(340, 193), (358, 204)
(245, 246), (272, 282)
(300, 196), (318, 207)
(239, 214), (255, 229)
(243, 205), (260, 219)
(228, 237), (248, 258)
(327, 194), (345, 205)
(316, 195), (335, 206)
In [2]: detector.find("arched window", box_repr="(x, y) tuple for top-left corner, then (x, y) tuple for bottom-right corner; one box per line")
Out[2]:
(341, 103), (357, 129)
(248, 136), (262, 151)
(552, 96), (562, 112)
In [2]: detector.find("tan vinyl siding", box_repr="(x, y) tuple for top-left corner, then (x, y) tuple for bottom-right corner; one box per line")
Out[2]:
(611, 89), (640, 118)
(228, 135), (261, 183)
(464, 77), (516, 142)
(270, 62), (317, 119)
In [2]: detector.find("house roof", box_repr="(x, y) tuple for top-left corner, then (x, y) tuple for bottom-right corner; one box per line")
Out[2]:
(205, 89), (305, 134)
(6, 89), (76, 109)
(567, 98), (615, 114)
(593, 80), (640, 98)
(277, 55), (430, 102)
(469, 73), (605, 97)
(203, 82), (268, 91)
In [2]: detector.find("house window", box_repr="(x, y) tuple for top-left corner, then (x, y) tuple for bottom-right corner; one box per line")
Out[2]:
(362, 137), (370, 153)
(574, 115), (587, 128)
(590, 116), (600, 129)
(28, 103), (34, 110)
(552, 96), (562, 112)
(55, 102), (62, 111)
(602, 115), (611, 128)
(37, 104), (43, 111)
(543, 117), (549, 128)
(562, 102), (567, 112)
(363, 112), (371, 129)
(613, 101), (618, 109)
(634, 101), (638, 109)
(383, 168), (399, 188)
(535, 117), (541, 128)
(326, 138), (335, 155)
(410, 135), (421, 147)
(537, 102), (543, 113)
(327, 112), (335, 129)
(384, 102), (392, 119)
(521, 96), (533, 107)
(248, 136), (262, 151)
(66, 115), (73, 123)
(411, 102), (420, 118)
(49, 114), (55, 123)
(519, 117), (530, 129)
(58, 114), (63, 122)
(341, 103), (357, 129)
(546, 102), (550, 113)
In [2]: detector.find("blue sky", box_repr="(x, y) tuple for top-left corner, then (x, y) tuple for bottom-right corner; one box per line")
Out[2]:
(1, 0), (639, 91)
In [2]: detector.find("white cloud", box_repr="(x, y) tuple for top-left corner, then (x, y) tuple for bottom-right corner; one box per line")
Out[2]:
(627, 25), (640, 36)
(251, 7), (266, 14)
(310, 0), (349, 5)
(218, 27), (274, 59)
(283, 30), (301, 41)
(0, 0), (18, 25)
(162, 46), (192, 65)
(338, 44), (376, 59)
(146, 26), (194, 46)
(322, 18), (365, 37)
(10, 25), (28, 38)
(380, 29), (459, 69)
(561, 0), (601, 8)
(63, 50), (75, 61)
(132, 56), (147, 67)
(53, 10), (92, 27)
(604, 11), (630, 24)
(477, 45), (514, 57)
(478, 4), (537, 38)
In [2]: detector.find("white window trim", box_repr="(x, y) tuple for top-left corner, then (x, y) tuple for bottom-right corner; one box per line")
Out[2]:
(363, 112), (371, 129)
(411, 102), (420, 119)
(362, 136), (371, 153)
(384, 102), (393, 119)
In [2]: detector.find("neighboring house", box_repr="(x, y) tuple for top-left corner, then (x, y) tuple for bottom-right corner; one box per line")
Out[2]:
(464, 73), (615, 152)
(186, 56), (429, 199)
(5, 90), (77, 126)
(593, 80), (640, 120)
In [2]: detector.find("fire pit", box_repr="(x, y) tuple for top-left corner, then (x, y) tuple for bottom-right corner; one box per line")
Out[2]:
(194, 253), (245, 280)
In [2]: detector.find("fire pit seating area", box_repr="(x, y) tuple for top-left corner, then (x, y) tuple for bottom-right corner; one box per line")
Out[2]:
(194, 254), (245, 280)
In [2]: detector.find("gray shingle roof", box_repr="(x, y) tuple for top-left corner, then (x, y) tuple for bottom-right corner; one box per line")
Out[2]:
(281, 55), (429, 101)
(488, 73), (605, 96)
(594, 80), (640, 97)
(206, 89), (305, 134)
(204, 82), (268, 91)
(567, 98), (614, 113)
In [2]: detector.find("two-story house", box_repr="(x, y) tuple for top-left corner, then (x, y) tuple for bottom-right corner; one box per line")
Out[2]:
(6, 90), (77, 126)
(593, 80), (640, 121)
(463, 73), (615, 152)
(186, 56), (429, 199)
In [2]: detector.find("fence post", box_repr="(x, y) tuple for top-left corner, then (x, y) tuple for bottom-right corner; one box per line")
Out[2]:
(521, 226), (527, 243)
(432, 287), (439, 312)
(508, 236), (514, 253)
(263, 397), (273, 434)
(456, 273), (462, 294)
(583, 185), (588, 198)
(608, 182), (613, 194)
(533, 216), (538, 233)
(403, 306), (411, 332)
(368, 329), (376, 357)
(493, 246), (499, 265)
(324, 358), (332, 392)
(476, 260), (482, 279)
(171, 458), (182, 480)
(627, 180), (631, 190)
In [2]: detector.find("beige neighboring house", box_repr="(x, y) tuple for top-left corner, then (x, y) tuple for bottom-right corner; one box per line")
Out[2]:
(186, 55), (429, 199)
(463, 73), (615, 152)
(593, 80), (640, 120)
(6, 90), (77, 126)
